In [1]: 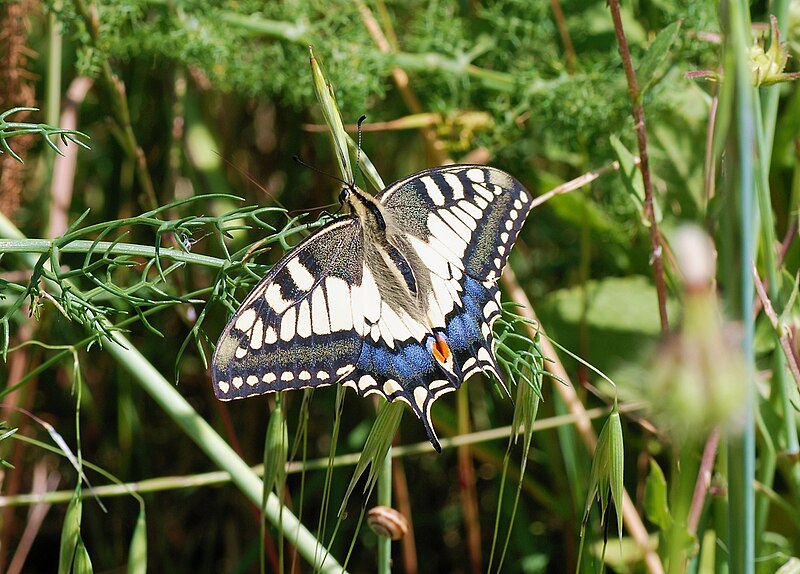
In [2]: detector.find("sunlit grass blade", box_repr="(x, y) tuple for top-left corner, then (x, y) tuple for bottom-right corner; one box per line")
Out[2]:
(58, 485), (83, 574)
(127, 506), (147, 574)
(339, 401), (404, 515)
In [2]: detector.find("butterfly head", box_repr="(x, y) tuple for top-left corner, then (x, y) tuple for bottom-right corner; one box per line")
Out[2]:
(339, 182), (386, 231)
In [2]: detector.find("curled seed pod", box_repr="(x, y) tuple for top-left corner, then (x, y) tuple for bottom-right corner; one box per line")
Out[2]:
(367, 506), (408, 540)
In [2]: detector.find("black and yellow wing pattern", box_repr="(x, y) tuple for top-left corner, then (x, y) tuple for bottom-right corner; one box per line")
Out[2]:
(212, 165), (532, 451)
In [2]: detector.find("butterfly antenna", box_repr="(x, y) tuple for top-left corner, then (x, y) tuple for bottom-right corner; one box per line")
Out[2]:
(355, 115), (367, 185)
(216, 152), (288, 210)
(292, 154), (348, 186)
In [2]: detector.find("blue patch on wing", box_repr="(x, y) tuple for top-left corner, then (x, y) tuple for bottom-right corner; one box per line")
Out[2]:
(356, 338), (436, 389)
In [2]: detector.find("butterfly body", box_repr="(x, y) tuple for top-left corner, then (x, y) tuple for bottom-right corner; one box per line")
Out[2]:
(212, 165), (532, 451)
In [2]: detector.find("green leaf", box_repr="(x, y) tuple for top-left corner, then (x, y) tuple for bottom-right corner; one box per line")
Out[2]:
(583, 403), (625, 541)
(607, 406), (625, 541)
(127, 508), (147, 574)
(638, 21), (682, 95)
(263, 398), (288, 500)
(310, 47), (352, 183)
(644, 459), (672, 531)
(59, 485), (82, 574)
(72, 538), (94, 574)
(340, 401), (404, 514)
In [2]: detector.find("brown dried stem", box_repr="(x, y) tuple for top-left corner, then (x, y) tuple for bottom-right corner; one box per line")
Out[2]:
(549, 0), (576, 74)
(607, 0), (670, 335)
(753, 266), (800, 391)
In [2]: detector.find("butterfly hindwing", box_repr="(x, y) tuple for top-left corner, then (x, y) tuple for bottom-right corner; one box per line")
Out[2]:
(212, 217), (365, 399)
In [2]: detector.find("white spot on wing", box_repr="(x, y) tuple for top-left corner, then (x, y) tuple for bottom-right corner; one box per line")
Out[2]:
(310, 288), (331, 335)
(413, 386), (429, 414)
(218, 380), (230, 393)
(281, 371), (294, 382)
(383, 379), (403, 396)
(263, 373), (277, 384)
(299, 370), (311, 381)
(336, 365), (355, 378)
(286, 258), (316, 291)
(326, 277), (353, 331)
(296, 299), (311, 338)
(358, 374), (377, 392)
(232, 376), (244, 389)
(246, 375), (258, 386)
(478, 346), (494, 365)
(235, 346), (247, 359)
(317, 370), (329, 381)
(421, 175), (446, 206)
(265, 325), (278, 344)
(429, 379), (451, 391)
(458, 200), (484, 220)
(264, 283), (292, 314)
(250, 319), (264, 349)
(280, 306), (297, 341)
(439, 209), (473, 243)
(360, 265), (382, 322)
(235, 308), (257, 332)
(443, 172), (464, 199)
(466, 168), (485, 183)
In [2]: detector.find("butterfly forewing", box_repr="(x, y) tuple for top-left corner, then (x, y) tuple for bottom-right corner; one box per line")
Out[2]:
(212, 217), (365, 398)
(378, 165), (532, 282)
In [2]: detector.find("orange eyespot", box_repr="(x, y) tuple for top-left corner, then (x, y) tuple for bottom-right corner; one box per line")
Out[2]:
(431, 333), (451, 363)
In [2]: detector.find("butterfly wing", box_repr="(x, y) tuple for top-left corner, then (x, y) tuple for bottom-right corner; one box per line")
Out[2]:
(378, 165), (531, 283)
(212, 217), (366, 399)
(345, 166), (533, 450)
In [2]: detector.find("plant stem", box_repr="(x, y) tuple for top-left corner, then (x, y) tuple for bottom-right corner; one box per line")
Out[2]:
(723, 0), (757, 571)
(0, 238), (225, 268)
(0, 404), (637, 507)
(607, 0), (670, 335)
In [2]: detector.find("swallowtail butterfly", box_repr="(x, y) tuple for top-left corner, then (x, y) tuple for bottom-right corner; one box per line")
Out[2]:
(212, 165), (532, 452)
